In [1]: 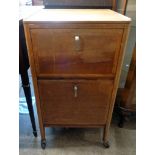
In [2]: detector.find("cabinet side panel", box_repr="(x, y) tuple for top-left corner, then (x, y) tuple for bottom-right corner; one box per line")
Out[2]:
(23, 23), (45, 139)
(104, 24), (131, 141)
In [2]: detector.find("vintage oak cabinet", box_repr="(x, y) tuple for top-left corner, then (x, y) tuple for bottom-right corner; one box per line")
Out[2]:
(23, 9), (131, 149)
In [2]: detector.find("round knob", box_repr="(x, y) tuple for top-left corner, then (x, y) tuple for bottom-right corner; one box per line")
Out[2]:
(75, 36), (80, 41)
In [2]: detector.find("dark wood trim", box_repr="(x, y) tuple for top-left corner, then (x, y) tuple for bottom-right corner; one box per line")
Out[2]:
(122, 0), (128, 15)
(44, 5), (112, 9)
(112, 0), (116, 11)
(44, 124), (105, 128)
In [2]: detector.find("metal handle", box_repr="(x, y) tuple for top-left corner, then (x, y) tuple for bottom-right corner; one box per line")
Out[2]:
(73, 85), (78, 98)
(74, 35), (81, 51)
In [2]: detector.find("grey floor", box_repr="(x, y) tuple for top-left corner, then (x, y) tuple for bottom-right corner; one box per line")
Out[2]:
(19, 69), (136, 155)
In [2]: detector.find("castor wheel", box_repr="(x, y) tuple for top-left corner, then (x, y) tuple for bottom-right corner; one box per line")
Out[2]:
(103, 141), (110, 148)
(33, 131), (37, 137)
(41, 139), (46, 149)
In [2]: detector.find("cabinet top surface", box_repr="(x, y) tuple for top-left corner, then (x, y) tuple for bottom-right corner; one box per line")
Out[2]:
(23, 8), (131, 23)
(19, 6), (43, 21)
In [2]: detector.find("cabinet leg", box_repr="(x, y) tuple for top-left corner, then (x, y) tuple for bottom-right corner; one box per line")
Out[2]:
(103, 125), (110, 148)
(118, 111), (125, 128)
(21, 72), (37, 137)
(40, 127), (46, 149)
(33, 131), (37, 137)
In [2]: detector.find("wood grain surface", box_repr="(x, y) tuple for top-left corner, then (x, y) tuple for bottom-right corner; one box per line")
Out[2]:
(38, 79), (113, 125)
(23, 9), (131, 22)
(31, 27), (123, 76)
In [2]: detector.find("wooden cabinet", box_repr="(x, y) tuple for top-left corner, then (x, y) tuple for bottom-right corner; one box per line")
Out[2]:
(23, 9), (131, 149)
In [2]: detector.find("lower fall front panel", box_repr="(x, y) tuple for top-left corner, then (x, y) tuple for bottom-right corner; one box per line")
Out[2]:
(38, 79), (113, 125)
